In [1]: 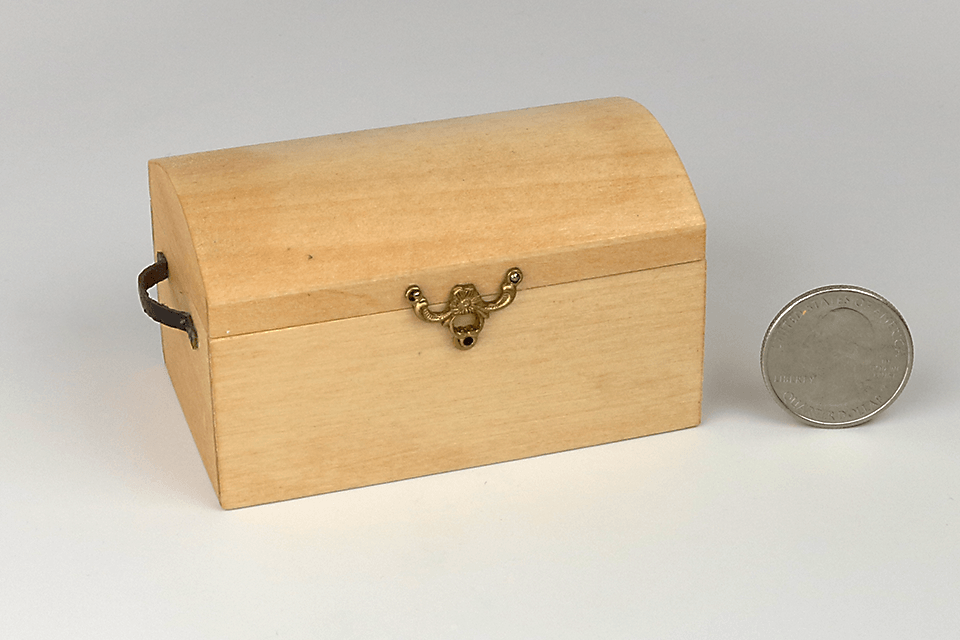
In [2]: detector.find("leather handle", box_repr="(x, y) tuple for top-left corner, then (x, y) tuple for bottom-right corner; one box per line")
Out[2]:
(138, 252), (199, 349)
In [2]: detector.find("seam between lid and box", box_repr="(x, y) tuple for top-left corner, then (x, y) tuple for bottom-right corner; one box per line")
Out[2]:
(207, 254), (706, 342)
(201, 221), (704, 339)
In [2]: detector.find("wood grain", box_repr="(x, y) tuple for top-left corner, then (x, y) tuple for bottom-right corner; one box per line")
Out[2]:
(149, 166), (219, 495)
(150, 97), (705, 338)
(210, 260), (705, 509)
(147, 97), (707, 508)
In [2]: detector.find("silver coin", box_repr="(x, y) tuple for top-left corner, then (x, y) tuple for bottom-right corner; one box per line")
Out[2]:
(760, 285), (913, 427)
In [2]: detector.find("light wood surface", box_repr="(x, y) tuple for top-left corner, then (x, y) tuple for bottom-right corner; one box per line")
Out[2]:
(210, 260), (705, 509)
(149, 97), (704, 338)
(149, 168), (219, 494)
(147, 97), (707, 508)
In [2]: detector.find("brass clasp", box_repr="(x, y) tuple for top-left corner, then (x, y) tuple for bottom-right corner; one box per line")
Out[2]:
(405, 267), (523, 350)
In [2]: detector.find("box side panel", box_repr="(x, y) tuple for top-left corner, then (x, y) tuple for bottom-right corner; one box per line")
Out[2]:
(210, 260), (705, 509)
(158, 325), (218, 497)
(149, 163), (219, 497)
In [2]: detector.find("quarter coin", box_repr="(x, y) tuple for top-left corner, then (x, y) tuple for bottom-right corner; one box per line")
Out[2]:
(760, 285), (913, 427)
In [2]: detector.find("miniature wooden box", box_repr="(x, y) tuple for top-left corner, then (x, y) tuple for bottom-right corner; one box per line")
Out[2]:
(140, 97), (706, 509)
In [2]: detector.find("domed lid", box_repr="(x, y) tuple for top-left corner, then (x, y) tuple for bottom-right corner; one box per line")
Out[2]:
(149, 97), (704, 339)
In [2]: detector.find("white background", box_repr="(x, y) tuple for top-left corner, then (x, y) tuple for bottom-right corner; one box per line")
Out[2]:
(2, 2), (958, 638)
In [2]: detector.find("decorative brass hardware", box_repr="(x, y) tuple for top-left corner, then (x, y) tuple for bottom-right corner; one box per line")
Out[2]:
(405, 267), (523, 350)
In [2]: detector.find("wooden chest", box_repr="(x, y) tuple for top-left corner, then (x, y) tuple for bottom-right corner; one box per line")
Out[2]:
(139, 97), (706, 509)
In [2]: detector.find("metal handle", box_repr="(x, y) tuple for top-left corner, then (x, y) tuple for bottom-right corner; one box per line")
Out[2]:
(138, 252), (199, 349)
(405, 267), (522, 350)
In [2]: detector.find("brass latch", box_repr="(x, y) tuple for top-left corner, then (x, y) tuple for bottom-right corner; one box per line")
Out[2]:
(405, 267), (523, 350)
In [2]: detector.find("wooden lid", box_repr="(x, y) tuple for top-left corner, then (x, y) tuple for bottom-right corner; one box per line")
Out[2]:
(149, 97), (705, 339)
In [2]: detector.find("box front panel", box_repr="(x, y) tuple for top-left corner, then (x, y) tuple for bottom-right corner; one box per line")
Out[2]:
(209, 260), (705, 509)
